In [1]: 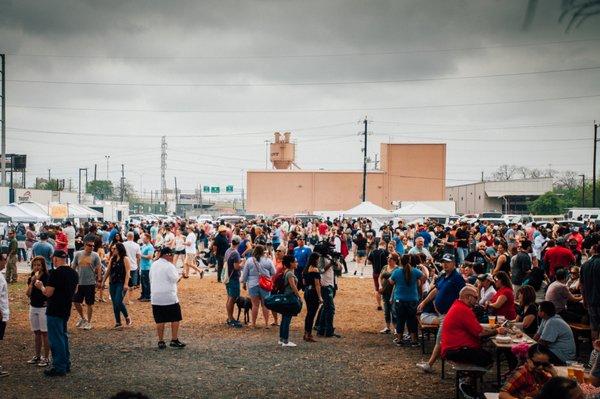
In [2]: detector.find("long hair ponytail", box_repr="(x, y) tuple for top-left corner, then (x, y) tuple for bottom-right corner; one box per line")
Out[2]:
(401, 254), (412, 285)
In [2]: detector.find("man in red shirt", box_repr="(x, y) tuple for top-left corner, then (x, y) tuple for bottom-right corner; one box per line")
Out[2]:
(543, 238), (576, 279)
(567, 227), (583, 252)
(318, 221), (328, 236)
(441, 285), (506, 367)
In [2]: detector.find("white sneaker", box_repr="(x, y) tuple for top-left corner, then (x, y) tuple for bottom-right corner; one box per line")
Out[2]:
(416, 362), (433, 373)
(278, 340), (284, 346)
(282, 341), (297, 347)
(83, 321), (92, 330)
(76, 318), (86, 328)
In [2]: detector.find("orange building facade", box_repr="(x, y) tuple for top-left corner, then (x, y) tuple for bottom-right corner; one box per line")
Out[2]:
(246, 143), (446, 214)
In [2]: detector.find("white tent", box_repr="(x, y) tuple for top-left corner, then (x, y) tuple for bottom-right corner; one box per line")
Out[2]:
(343, 201), (394, 231)
(393, 202), (451, 221)
(17, 201), (51, 219)
(67, 203), (103, 219)
(0, 203), (50, 223)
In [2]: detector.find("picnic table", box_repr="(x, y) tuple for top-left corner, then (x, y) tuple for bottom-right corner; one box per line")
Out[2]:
(481, 323), (536, 387)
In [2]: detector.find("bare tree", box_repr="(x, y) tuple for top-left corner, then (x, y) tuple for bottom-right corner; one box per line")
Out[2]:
(515, 166), (531, 179)
(554, 170), (579, 190)
(522, 0), (600, 31)
(491, 164), (518, 181)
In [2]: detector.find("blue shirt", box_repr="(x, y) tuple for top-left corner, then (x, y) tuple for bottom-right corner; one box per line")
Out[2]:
(434, 268), (465, 315)
(140, 243), (155, 271)
(390, 267), (423, 302)
(537, 315), (576, 362)
(416, 230), (431, 248)
(32, 241), (54, 268)
(108, 228), (119, 243)
(294, 245), (312, 271)
(394, 237), (405, 255)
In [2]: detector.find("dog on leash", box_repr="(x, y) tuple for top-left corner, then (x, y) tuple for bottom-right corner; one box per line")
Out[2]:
(236, 296), (252, 324)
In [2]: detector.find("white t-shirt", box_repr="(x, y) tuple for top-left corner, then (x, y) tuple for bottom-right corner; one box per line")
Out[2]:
(185, 232), (197, 254)
(334, 236), (342, 253)
(0, 272), (8, 321)
(149, 258), (179, 305)
(123, 240), (141, 271)
(164, 232), (175, 248)
(64, 226), (76, 249)
(479, 285), (497, 307)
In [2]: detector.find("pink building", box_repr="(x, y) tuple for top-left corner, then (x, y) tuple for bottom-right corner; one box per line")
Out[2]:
(247, 143), (446, 214)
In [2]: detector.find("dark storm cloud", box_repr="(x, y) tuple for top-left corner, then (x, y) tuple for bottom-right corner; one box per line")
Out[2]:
(0, 0), (599, 190)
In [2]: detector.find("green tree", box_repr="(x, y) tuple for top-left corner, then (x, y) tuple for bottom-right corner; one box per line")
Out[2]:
(529, 191), (564, 215)
(86, 180), (114, 200)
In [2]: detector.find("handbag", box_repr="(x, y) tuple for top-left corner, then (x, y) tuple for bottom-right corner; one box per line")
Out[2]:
(264, 294), (303, 316)
(252, 258), (273, 291)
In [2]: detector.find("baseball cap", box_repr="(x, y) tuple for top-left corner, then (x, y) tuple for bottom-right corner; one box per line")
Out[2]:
(53, 250), (68, 259)
(231, 235), (241, 245)
(441, 253), (455, 263)
(477, 273), (494, 283)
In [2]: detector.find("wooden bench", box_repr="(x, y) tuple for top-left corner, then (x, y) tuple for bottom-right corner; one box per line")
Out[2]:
(418, 319), (439, 355)
(569, 322), (592, 357)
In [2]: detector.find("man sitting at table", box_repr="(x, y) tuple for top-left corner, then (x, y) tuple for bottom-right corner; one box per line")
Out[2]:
(499, 344), (556, 399)
(534, 301), (576, 366)
(441, 285), (507, 368)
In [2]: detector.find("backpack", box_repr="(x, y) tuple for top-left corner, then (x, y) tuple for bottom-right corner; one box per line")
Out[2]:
(271, 270), (286, 294)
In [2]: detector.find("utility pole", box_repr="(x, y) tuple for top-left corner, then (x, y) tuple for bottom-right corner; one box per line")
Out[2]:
(93, 164), (97, 181)
(48, 169), (51, 182)
(264, 140), (269, 169)
(580, 174), (586, 207)
(241, 187), (245, 211)
(104, 155), (110, 180)
(362, 117), (368, 202)
(78, 168), (88, 203)
(594, 122), (599, 207)
(1, 54), (6, 188)
(481, 171), (484, 182)
(161, 136), (167, 203)
(120, 164), (125, 203)
(174, 177), (178, 206)
(373, 154), (379, 170)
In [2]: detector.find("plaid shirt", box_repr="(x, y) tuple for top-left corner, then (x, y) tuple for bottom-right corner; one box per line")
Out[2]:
(501, 366), (550, 398)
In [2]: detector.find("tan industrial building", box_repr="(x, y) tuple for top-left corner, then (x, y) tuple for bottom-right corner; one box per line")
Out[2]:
(445, 177), (553, 215)
(246, 133), (446, 214)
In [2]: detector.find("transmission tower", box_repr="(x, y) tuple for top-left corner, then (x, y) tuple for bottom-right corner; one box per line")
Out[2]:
(161, 136), (167, 203)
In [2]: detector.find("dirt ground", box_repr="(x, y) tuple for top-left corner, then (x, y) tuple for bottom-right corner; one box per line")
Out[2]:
(0, 272), (455, 399)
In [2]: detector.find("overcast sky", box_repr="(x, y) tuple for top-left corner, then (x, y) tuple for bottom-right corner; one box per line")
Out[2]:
(1, 0), (600, 198)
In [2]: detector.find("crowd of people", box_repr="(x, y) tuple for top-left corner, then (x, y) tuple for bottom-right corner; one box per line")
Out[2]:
(0, 215), (599, 398)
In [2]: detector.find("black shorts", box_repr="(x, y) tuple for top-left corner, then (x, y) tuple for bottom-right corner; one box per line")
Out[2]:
(152, 303), (182, 324)
(0, 321), (6, 340)
(73, 284), (96, 305)
(174, 249), (185, 255)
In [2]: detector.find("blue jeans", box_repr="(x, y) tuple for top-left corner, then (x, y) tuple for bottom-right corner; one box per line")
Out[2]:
(317, 286), (335, 336)
(47, 315), (70, 373)
(140, 270), (151, 299)
(129, 270), (139, 287)
(109, 283), (129, 324)
(279, 314), (293, 343)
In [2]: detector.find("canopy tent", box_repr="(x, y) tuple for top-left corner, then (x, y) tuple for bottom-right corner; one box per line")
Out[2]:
(17, 201), (52, 220)
(0, 203), (50, 223)
(342, 201), (394, 231)
(66, 203), (103, 219)
(393, 202), (451, 221)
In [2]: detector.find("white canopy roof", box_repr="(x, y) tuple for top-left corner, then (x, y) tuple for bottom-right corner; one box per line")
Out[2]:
(67, 203), (103, 219)
(393, 202), (451, 218)
(0, 203), (50, 223)
(343, 201), (392, 217)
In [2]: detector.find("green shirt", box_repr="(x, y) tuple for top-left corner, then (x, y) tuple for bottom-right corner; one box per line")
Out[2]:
(8, 238), (18, 255)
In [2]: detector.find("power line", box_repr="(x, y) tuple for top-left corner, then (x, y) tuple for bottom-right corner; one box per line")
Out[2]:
(6, 121), (354, 138)
(8, 92), (600, 113)
(8, 65), (600, 87)
(6, 37), (600, 60)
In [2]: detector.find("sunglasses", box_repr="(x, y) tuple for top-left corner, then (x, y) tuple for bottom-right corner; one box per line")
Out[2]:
(85, 243), (94, 247)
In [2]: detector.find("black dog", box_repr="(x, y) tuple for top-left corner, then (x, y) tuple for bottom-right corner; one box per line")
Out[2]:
(235, 297), (252, 324)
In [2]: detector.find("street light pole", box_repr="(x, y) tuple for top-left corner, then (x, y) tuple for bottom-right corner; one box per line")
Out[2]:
(579, 174), (585, 207)
(105, 155), (110, 180)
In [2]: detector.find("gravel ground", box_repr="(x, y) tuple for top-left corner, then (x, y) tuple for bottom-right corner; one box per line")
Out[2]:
(0, 270), (454, 399)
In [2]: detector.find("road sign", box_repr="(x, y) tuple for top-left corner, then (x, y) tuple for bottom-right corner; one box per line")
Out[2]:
(203, 186), (210, 193)
(211, 186), (220, 193)
(226, 185), (234, 192)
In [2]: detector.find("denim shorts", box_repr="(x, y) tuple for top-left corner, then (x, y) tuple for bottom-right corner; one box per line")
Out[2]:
(248, 285), (270, 299)
(226, 280), (240, 299)
(357, 250), (367, 257)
